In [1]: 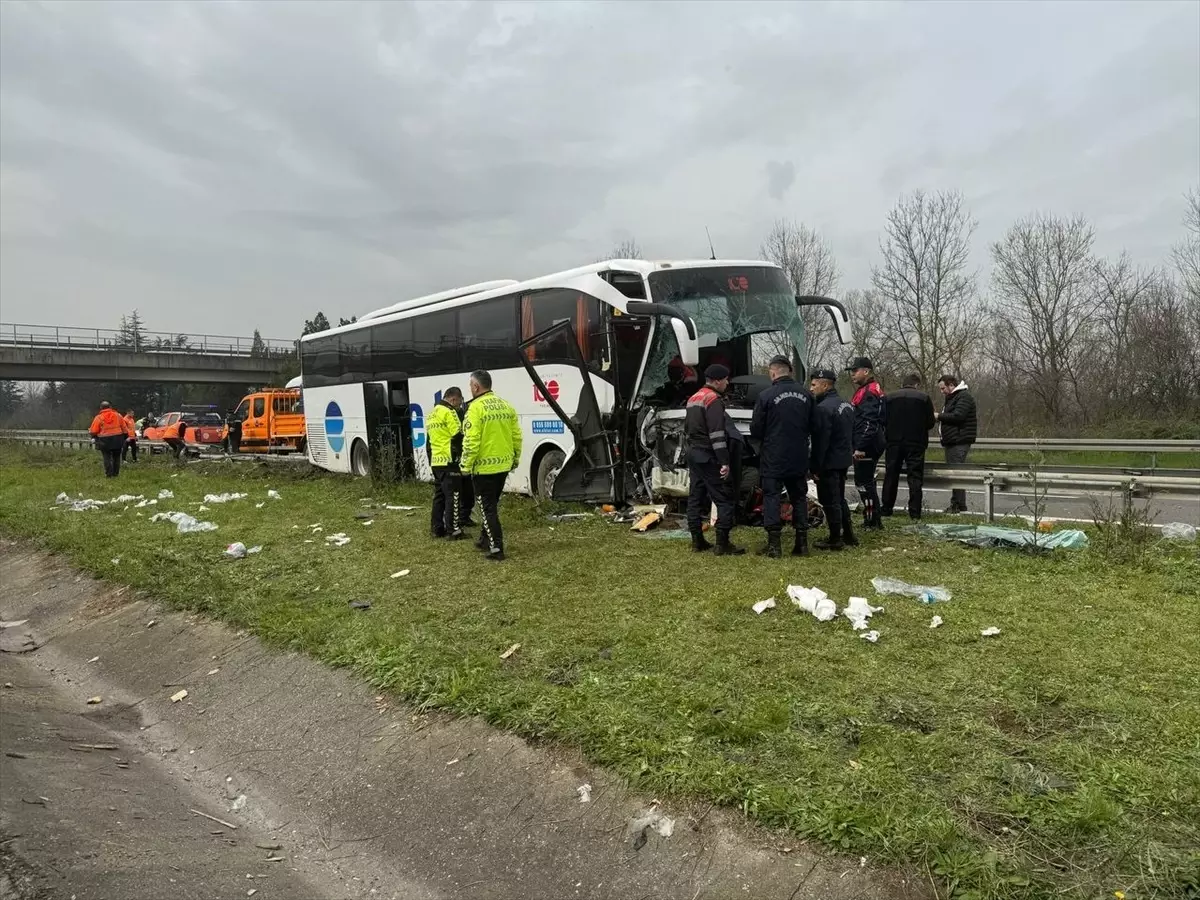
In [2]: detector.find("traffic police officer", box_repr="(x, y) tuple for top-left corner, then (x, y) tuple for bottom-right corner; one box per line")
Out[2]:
(750, 355), (819, 558)
(460, 370), (522, 562)
(427, 386), (466, 540)
(847, 356), (886, 529)
(685, 364), (744, 556)
(809, 368), (857, 550)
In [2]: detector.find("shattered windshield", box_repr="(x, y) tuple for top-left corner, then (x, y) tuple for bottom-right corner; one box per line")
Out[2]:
(638, 266), (805, 401)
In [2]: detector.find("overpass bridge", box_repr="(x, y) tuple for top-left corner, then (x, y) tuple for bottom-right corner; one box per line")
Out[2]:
(0, 323), (297, 384)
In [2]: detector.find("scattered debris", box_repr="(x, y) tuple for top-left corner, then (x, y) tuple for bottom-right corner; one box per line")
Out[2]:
(86, 696), (103, 705)
(255, 502), (265, 509)
(499, 642), (521, 660)
(146, 619), (157, 628)
(1162, 522), (1197, 542)
(191, 808), (238, 829)
(627, 806), (676, 848)
(255, 842), (282, 851)
(577, 783), (592, 803)
(111, 494), (143, 503)
(787, 585), (837, 622)
(5, 751), (27, 759)
(325, 533), (351, 547)
(842, 596), (884, 631)
(905, 522), (1088, 550)
(929, 615), (944, 629)
(158, 489), (174, 500)
(384, 505), (418, 511)
(231, 794), (247, 811)
(752, 597), (776, 615)
(0, 619), (29, 629)
(871, 577), (951, 604)
(549, 513), (591, 521)
(445, 758), (460, 766)
(150, 511), (218, 533)
(207, 668), (220, 676)
(354, 512), (374, 521)
(224, 543), (248, 560)
(860, 630), (881, 643)
(267, 490), (282, 500)
(110, 557), (121, 565)
(361, 519), (374, 526)
(349, 600), (371, 611)
(56, 493), (107, 512)
(203, 492), (248, 504)
(981, 626), (1002, 637)
(171, 689), (189, 703)
(88, 655), (100, 663)
(390, 569), (410, 578)
(630, 511), (662, 532)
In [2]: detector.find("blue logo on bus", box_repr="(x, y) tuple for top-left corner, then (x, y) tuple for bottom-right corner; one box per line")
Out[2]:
(325, 401), (345, 454)
(410, 403), (425, 450)
(532, 419), (565, 435)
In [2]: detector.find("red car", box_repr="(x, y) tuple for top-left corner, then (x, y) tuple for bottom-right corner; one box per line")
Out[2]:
(142, 411), (225, 446)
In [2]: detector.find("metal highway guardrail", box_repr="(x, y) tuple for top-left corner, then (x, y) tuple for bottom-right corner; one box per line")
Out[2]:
(0, 429), (302, 460)
(0, 323), (296, 357)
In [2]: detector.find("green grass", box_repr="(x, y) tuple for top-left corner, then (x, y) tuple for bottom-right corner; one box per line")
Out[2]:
(960, 450), (1199, 470)
(2, 444), (1198, 900)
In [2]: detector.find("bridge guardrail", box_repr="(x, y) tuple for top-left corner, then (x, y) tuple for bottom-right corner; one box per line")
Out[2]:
(0, 323), (297, 358)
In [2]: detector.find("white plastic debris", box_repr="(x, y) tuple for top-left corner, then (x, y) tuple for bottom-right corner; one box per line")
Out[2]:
(158, 489), (174, 500)
(577, 783), (592, 803)
(752, 597), (777, 615)
(198, 505), (209, 512)
(112, 494), (143, 503)
(871, 577), (952, 604)
(203, 492), (248, 504)
(231, 794), (247, 811)
(391, 569), (410, 579)
(255, 502), (265, 509)
(860, 630), (881, 643)
(267, 490), (281, 500)
(247, 546), (262, 554)
(384, 505), (418, 511)
(980, 626), (1001, 637)
(787, 585), (837, 622)
(325, 532), (351, 547)
(361, 519), (373, 526)
(150, 511), (218, 533)
(56, 493), (107, 512)
(1162, 522), (1197, 542)
(224, 542), (248, 559)
(170, 689), (188, 702)
(499, 643), (521, 660)
(929, 615), (944, 629)
(628, 807), (675, 841)
(309, 524), (323, 532)
(842, 596), (884, 631)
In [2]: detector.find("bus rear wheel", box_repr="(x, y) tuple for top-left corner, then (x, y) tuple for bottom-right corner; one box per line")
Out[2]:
(536, 449), (565, 498)
(350, 439), (370, 477)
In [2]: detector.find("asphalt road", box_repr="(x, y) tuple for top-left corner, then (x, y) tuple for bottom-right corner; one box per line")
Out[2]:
(886, 484), (1199, 526)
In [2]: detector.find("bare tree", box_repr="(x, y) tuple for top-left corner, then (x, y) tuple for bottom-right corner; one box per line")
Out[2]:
(870, 190), (980, 388)
(1090, 255), (1158, 420)
(989, 214), (1099, 426)
(1172, 187), (1200, 304)
(758, 219), (841, 366)
(603, 237), (644, 260)
(1126, 276), (1200, 414)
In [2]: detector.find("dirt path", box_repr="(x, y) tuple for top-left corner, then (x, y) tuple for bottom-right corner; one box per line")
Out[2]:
(0, 542), (929, 900)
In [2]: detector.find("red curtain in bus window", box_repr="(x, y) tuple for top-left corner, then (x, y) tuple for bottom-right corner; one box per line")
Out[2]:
(575, 294), (589, 356)
(521, 295), (536, 360)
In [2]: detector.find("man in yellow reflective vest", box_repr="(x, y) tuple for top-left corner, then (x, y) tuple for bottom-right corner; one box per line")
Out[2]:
(427, 386), (467, 540)
(460, 369), (522, 562)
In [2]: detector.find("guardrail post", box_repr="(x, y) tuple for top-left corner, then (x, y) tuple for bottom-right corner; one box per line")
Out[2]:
(983, 474), (995, 522)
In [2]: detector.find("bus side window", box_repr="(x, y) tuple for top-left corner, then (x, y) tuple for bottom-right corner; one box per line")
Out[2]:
(521, 289), (603, 366)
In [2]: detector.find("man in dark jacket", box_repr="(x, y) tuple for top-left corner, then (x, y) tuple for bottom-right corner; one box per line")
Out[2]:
(936, 374), (978, 513)
(685, 364), (744, 556)
(750, 355), (819, 558)
(848, 356), (886, 529)
(881, 373), (936, 519)
(809, 368), (856, 550)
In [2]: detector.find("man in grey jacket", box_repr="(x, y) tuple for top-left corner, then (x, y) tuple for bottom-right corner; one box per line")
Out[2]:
(936, 375), (978, 513)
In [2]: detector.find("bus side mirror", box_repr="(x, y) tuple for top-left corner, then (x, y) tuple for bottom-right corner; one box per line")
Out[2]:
(669, 318), (700, 367)
(625, 301), (701, 367)
(796, 295), (853, 346)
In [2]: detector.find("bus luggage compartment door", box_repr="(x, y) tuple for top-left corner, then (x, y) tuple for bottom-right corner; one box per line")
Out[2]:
(517, 320), (615, 504)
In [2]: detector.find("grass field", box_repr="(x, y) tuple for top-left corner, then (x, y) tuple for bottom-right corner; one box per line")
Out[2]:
(1, 444), (1197, 900)
(966, 450), (1200, 470)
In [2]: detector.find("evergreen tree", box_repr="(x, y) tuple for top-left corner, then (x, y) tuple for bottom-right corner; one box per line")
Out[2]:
(250, 329), (266, 357)
(338, 315), (358, 327)
(117, 310), (148, 351)
(302, 312), (331, 335)
(0, 380), (23, 421)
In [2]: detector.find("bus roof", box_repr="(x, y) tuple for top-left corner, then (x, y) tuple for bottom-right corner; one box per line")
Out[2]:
(301, 258), (783, 343)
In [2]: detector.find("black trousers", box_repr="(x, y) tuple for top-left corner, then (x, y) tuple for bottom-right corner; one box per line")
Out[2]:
(944, 443), (971, 511)
(459, 475), (475, 522)
(853, 448), (882, 525)
(881, 443), (926, 518)
(816, 469), (850, 540)
(165, 438), (186, 460)
(762, 474), (807, 534)
(123, 438), (139, 462)
(686, 458), (735, 535)
(97, 436), (124, 477)
(431, 466), (465, 536)
(473, 473), (507, 552)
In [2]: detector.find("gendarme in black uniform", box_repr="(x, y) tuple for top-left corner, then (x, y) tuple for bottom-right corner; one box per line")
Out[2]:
(684, 364), (744, 556)
(809, 368), (857, 550)
(749, 355), (820, 558)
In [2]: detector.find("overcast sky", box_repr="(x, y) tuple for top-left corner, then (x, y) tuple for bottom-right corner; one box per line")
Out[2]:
(1, 0), (1197, 339)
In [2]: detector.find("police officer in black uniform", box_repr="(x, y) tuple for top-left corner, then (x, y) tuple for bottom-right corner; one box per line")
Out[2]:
(685, 364), (744, 556)
(809, 367), (857, 550)
(750, 355), (819, 558)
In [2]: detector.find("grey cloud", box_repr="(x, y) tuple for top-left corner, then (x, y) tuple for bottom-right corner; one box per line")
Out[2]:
(1, 0), (1197, 335)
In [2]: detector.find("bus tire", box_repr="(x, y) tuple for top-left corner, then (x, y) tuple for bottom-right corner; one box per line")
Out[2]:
(535, 448), (565, 498)
(350, 439), (370, 477)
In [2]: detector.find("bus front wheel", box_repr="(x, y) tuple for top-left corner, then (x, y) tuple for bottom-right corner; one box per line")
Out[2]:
(535, 449), (565, 498)
(350, 439), (370, 477)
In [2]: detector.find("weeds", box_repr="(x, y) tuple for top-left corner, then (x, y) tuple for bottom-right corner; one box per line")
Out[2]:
(1088, 487), (1159, 565)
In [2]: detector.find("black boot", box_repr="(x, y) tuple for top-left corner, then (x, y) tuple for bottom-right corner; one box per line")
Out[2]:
(756, 529), (782, 559)
(691, 530), (713, 552)
(713, 531), (746, 556)
(812, 535), (844, 551)
(842, 519), (859, 547)
(791, 531), (809, 557)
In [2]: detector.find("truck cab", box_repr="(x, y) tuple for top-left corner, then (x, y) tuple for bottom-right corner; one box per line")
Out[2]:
(224, 389), (306, 454)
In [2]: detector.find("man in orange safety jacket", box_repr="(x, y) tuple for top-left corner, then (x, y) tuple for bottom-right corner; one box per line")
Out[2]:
(89, 401), (127, 477)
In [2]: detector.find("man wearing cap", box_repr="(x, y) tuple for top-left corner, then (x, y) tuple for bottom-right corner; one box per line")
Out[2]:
(684, 364), (744, 555)
(847, 356), (886, 530)
(88, 401), (127, 478)
(809, 368), (857, 549)
(750, 355), (819, 557)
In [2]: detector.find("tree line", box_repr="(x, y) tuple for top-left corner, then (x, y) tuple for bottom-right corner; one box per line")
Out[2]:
(609, 187), (1200, 439)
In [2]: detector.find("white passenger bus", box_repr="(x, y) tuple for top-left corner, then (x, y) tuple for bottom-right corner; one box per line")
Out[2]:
(299, 259), (852, 506)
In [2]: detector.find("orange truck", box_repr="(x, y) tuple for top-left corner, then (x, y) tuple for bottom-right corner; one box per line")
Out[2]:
(223, 389), (306, 454)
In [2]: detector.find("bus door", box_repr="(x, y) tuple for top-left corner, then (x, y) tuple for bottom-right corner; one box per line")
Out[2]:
(518, 320), (616, 504)
(363, 382), (399, 473)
